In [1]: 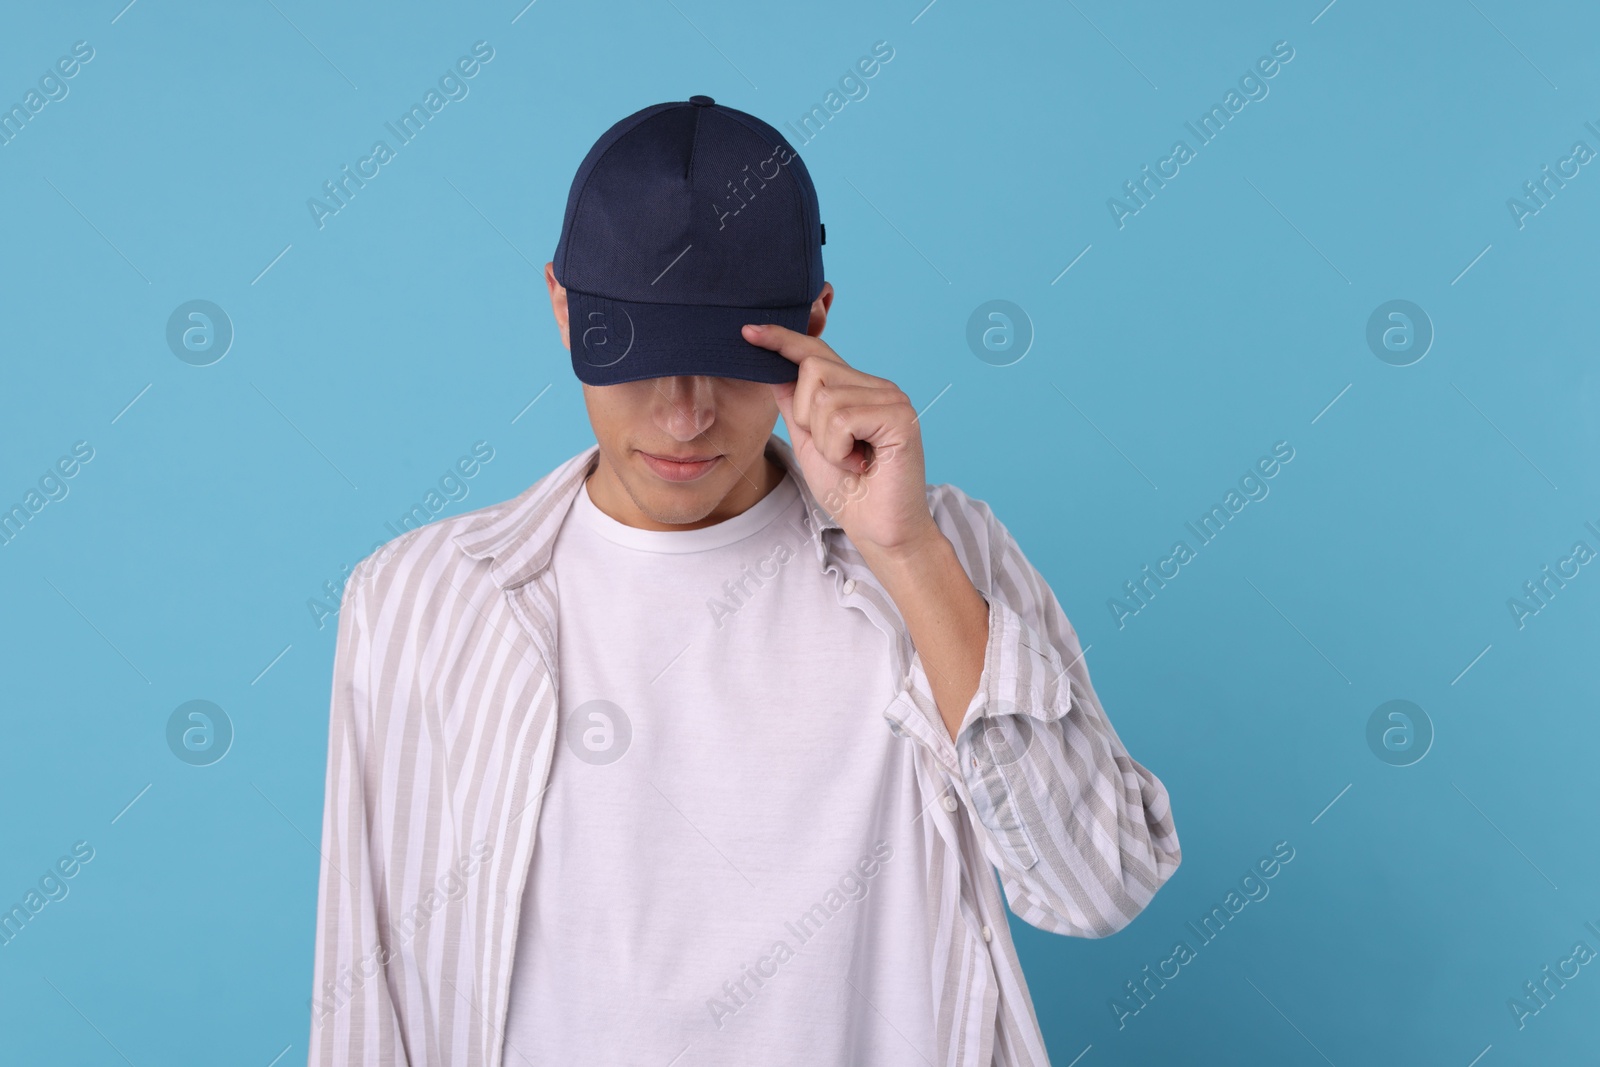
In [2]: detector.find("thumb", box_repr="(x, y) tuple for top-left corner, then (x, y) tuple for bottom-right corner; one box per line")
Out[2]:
(769, 381), (797, 431)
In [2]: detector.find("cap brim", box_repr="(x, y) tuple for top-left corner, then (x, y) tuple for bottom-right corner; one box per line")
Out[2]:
(565, 287), (809, 386)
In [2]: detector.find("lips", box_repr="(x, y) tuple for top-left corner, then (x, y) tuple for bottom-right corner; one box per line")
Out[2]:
(638, 450), (722, 482)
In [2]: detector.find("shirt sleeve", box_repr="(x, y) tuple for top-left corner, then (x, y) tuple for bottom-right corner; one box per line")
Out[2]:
(307, 558), (410, 1064)
(890, 487), (1182, 939)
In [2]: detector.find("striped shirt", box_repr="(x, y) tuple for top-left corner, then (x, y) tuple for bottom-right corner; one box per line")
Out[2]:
(308, 434), (1181, 1066)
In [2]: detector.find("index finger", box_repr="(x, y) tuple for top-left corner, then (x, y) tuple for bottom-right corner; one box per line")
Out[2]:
(740, 323), (850, 368)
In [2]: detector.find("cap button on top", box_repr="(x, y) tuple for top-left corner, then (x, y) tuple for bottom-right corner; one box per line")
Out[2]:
(689, 95), (715, 107)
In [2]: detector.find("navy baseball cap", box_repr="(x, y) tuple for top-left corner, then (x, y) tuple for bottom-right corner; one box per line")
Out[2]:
(552, 95), (826, 386)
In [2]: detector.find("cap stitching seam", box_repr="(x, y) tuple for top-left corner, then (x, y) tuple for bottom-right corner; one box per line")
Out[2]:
(564, 287), (813, 312)
(687, 106), (702, 184)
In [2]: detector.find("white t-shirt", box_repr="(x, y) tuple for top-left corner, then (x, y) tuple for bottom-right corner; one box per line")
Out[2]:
(500, 468), (936, 1066)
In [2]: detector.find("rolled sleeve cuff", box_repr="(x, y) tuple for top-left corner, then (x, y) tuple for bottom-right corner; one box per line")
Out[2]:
(881, 595), (1073, 775)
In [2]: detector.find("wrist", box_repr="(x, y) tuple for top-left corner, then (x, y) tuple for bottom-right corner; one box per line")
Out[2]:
(859, 525), (976, 606)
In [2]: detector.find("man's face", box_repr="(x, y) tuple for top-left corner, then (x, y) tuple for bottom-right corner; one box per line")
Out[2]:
(545, 262), (832, 531)
(580, 373), (782, 529)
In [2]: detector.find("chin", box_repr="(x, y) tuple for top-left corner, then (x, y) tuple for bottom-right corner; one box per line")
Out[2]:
(628, 477), (725, 527)
(655, 491), (726, 527)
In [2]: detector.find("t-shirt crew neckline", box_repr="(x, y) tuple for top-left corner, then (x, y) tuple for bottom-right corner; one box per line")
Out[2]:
(570, 469), (802, 554)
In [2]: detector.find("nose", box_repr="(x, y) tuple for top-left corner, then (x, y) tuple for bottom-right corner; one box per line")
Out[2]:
(655, 375), (717, 441)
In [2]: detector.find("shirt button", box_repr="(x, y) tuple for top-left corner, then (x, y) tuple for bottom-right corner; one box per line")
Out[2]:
(982, 925), (993, 943)
(941, 795), (958, 812)
(842, 578), (856, 595)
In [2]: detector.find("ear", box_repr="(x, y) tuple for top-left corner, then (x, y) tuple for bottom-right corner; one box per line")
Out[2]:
(807, 281), (834, 338)
(545, 262), (570, 350)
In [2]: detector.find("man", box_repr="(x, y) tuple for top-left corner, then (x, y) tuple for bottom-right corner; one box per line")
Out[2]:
(308, 96), (1180, 1066)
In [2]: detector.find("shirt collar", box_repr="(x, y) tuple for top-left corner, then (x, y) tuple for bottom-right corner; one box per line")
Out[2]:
(453, 433), (841, 590)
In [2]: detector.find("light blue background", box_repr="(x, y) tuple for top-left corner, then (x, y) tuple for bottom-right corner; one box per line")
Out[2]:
(2, 0), (1597, 1063)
